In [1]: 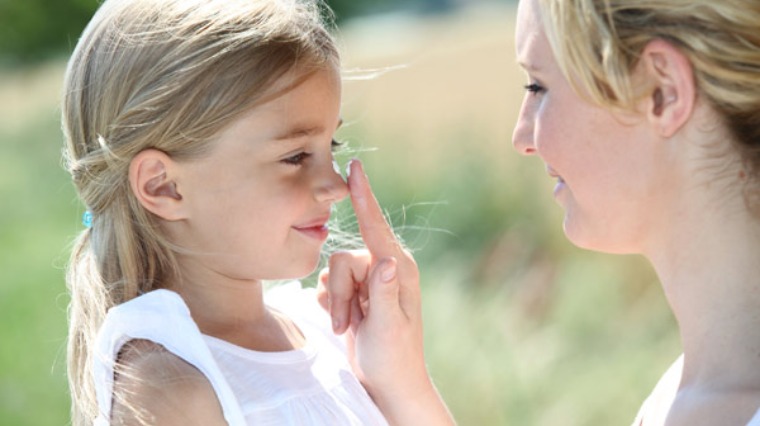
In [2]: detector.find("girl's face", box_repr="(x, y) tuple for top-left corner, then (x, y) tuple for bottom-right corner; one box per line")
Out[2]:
(174, 68), (348, 282)
(512, 0), (672, 254)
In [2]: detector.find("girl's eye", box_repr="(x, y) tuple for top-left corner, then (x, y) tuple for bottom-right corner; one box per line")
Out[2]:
(524, 83), (545, 95)
(282, 152), (311, 166)
(282, 139), (343, 166)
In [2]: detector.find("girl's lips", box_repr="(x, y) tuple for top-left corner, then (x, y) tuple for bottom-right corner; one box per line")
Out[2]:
(293, 216), (330, 241)
(293, 224), (329, 241)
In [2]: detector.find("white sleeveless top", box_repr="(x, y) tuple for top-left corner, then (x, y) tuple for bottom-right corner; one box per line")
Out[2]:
(92, 282), (388, 426)
(632, 355), (760, 426)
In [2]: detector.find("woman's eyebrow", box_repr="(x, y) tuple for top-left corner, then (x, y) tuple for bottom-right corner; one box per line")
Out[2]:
(517, 60), (541, 72)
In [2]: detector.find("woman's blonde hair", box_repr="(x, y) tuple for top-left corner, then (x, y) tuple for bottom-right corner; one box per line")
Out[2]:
(61, 0), (338, 423)
(538, 0), (760, 201)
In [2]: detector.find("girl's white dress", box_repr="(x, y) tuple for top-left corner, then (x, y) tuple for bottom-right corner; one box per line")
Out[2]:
(92, 282), (388, 426)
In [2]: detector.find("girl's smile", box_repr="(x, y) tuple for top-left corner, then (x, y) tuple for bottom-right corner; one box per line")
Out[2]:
(292, 214), (332, 241)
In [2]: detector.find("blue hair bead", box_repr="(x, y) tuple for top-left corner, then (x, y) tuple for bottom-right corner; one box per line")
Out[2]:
(82, 211), (93, 228)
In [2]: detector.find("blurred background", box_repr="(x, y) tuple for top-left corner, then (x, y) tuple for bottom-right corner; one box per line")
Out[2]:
(0, 0), (680, 424)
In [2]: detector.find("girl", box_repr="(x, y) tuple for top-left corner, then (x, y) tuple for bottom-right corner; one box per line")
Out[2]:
(62, 0), (388, 424)
(321, 0), (760, 424)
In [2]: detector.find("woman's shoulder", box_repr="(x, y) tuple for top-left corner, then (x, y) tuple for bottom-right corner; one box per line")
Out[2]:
(665, 393), (760, 426)
(633, 354), (760, 426)
(631, 355), (683, 426)
(110, 340), (227, 424)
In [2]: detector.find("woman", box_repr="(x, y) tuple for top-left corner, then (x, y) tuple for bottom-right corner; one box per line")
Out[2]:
(321, 0), (760, 424)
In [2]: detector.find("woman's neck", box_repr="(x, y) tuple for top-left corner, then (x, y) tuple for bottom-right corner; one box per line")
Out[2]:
(647, 196), (760, 392)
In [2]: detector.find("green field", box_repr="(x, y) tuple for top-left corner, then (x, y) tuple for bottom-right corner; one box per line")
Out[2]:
(0, 5), (679, 425)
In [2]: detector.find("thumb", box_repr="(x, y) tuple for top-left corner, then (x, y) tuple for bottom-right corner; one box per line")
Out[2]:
(367, 256), (401, 318)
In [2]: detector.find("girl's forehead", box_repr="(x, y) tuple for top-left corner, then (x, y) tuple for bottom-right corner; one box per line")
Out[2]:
(213, 68), (342, 144)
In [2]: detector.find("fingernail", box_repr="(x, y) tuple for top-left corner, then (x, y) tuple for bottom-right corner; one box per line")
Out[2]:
(381, 260), (396, 283)
(333, 160), (343, 179)
(346, 159), (354, 179)
(332, 317), (341, 333)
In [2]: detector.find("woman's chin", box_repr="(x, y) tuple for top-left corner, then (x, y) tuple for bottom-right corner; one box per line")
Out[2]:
(563, 220), (638, 255)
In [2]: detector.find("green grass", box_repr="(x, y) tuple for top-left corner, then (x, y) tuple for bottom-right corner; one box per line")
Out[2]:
(0, 8), (680, 425)
(0, 93), (77, 424)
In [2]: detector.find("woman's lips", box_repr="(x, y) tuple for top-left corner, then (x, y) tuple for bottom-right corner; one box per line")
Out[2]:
(553, 177), (566, 197)
(546, 166), (565, 197)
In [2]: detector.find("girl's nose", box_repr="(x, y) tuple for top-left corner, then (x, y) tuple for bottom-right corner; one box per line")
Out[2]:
(314, 160), (349, 203)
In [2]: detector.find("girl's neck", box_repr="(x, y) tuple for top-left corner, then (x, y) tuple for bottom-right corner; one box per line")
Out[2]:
(648, 198), (760, 392)
(167, 264), (306, 352)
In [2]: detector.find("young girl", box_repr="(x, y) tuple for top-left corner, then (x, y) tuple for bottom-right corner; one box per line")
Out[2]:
(62, 0), (388, 424)
(321, 0), (760, 424)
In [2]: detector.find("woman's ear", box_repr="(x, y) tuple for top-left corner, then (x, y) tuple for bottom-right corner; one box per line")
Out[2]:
(639, 39), (696, 137)
(129, 149), (186, 221)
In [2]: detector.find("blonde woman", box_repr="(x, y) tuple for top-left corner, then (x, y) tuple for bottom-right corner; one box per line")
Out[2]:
(60, 0), (451, 424)
(321, 0), (760, 424)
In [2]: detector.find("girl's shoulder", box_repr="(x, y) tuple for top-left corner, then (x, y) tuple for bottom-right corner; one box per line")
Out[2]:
(110, 339), (226, 424)
(94, 289), (247, 425)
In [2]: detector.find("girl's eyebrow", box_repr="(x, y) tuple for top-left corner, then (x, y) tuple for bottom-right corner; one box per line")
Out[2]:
(273, 118), (343, 141)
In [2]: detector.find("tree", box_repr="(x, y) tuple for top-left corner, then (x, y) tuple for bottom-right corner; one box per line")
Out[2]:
(0, 0), (452, 65)
(0, 0), (99, 64)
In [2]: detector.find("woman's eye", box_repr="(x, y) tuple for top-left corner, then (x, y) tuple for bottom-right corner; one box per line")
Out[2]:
(282, 152), (311, 166)
(524, 83), (545, 95)
(331, 138), (344, 151)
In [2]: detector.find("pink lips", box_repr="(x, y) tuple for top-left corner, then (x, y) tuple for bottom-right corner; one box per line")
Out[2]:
(546, 166), (566, 196)
(293, 217), (330, 241)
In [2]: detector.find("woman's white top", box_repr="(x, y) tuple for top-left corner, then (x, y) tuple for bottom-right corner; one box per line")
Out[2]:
(91, 282), (387, 426)
(632, 355), (760, 425)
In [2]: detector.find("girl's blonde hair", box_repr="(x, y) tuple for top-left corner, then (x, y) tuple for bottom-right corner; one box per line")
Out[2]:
(61, 0), (338, 423)
(538, 0), (760, 202)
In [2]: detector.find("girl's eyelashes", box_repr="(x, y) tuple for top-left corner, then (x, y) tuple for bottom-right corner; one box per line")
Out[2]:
(524, 83), (545, 95)
(282, 139), (343, 166)
(282, 151), (312, 166)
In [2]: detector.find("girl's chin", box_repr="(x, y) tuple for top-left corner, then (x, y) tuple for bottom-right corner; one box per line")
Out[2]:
(280, 259), (321, 281)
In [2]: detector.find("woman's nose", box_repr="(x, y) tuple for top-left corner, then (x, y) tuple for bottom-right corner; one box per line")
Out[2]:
(314, 159), (349, 203)
(512, 104), (537, 156)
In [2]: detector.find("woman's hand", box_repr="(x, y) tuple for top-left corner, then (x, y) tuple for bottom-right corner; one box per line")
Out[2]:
(318, 159), (454, 426)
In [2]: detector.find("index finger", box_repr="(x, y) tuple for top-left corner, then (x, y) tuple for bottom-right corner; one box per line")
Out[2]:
(347, 159), (402, 259)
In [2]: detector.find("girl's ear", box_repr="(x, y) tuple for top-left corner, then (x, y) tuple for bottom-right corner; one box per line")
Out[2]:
(639, 39), (696, 137)
(129, 149), (186, 221)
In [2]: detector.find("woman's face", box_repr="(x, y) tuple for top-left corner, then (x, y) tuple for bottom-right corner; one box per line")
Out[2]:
(512, 0), (673, 254)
